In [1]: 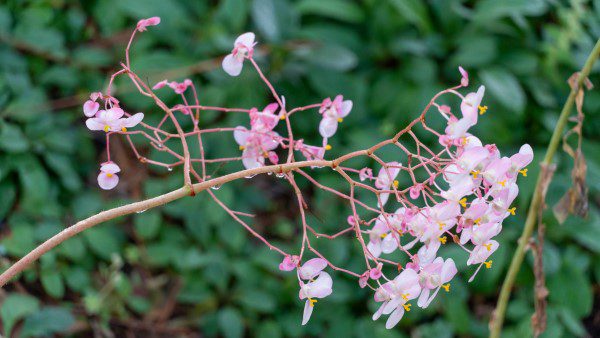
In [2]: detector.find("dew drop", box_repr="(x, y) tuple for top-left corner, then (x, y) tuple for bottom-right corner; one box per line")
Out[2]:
(167, 167), (173, 172)
(276, 173), (285, 178)
(136, 209), (147, 214)
(211, 184), (221, 190)
(245, 174), (256, 179)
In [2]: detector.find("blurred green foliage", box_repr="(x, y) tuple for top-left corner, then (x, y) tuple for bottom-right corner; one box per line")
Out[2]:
(0, 0), (599, 337)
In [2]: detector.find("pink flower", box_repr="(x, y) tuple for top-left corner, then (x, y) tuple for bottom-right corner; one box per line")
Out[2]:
(279, 255), (299, 271)
(459, 66), (469, 86)
(409, 184), (422, 199)
(136, 17), (161, 32)
(97, 162), (120, 190)
(374, 162), (401, 207)
(318, 95), (353, 138)
(367, 216), (399, 257)
(508, 144), (533, 177)
(169, 79), (192, 94)
(359, 167), (373, 181)
(369, 263), (383, 280)
(417, 257), (457, 308)
(83, 100), (100, 117)
(233, 126), (280, 169)
(250, 103), (279, 132)
(90, 92), (103, 101)
(299, 271), (333, 325)
(222, 32), (256, 76)
(85, 108), (125, 132)
(372, 269), (422, 329)
(467, 240), (499, 265)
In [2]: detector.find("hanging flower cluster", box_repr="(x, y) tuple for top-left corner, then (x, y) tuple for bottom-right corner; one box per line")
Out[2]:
(82, 19), (532, 329)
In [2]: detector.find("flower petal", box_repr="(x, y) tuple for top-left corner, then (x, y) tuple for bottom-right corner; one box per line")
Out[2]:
(97, 172), (119, 190)
(318, 117), (338, 138)
(302, 300), (314, 325)
(83, 100), (100, 117)
(222, 54), (243, 76)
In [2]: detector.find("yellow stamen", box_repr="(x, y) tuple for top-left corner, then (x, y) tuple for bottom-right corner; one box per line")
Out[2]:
(103, 125), (110, 132)
(438, 236), (447, 244)
(401, 293), (410, 301)
(239, 145), (245, 150)
(403, 303), (412, 312)
(519, 168), (528, 177)
(279, 114), (286, 120)
(380, 233), (387, 239)
(121, 127), (127, 132)
(325, 144), (332, 151)
(478, 105), (488, 115)
(460, 137), (467, 145)
(392, 180), (399, 189)
(441, 283), (450, 292)
(507, 207), (516, 215)
(396, 229), (404, 237)
(337, 118), (343, 123)
(438, 222), (445, 230)
(309, 298), (318, 307)
(474, 218), (481, 225)
(498, 180), (506, 187)
(459, 198), (467, 208)
(106, 173), (113, 178)
(470, 170), (480, 179)
(483, 243), (492, 251)
(263, 152), (269, 158)
(484, 260), (493, 269)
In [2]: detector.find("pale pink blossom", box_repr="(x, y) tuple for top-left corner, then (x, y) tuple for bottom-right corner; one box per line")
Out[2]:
(299, 271), (333, 325)
(459, 66), (469, 86)
(318, 95), (352, 138)
(417, 258), (457, 308)
(222, 32), (256, 76)
(298, 258), (328, 280)
(279, 255), (299, 271)
(97, 162), (120, 190)
(115, 113), (145, 132)
(374, 162), (401, 207)
(136, 17), (161, 32)
(372, 269), (422, 329)
(359, 167), (373, 181)
(85, 108), (125, 132)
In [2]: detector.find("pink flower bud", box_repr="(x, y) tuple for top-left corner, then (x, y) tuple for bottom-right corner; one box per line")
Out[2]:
(137, 17), (161, 32)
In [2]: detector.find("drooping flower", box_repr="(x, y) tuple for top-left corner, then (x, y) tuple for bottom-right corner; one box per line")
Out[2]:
(298, 258), (328, 280)
(222, 32), (256, 76)
(97, 162), (121, 190)
(136, 17), (161, 32)
(459, 66), (469, 87)
(299, 271), (333, 325)
(318, 95), (353, 138)
(417, 257), (457, 308)
(372, 269), (422, 329)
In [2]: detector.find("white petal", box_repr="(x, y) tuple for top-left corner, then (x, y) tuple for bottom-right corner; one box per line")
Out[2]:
(122, 113), (144, 128)
(302, 300), (314, 325)
(319, 117), (338, 138)
(97, 172), (119, 190)
(385, 307), (405, 329)
(222, 54), (243, 76)
(85, 118), (105, 131)
(235, 32), (255, 47)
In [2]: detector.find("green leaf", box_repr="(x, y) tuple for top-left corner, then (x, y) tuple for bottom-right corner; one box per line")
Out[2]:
(548, 265), (592, 318)
(134, 210), (162, 240)
(479, 68), (526, 113)
(41, 270), (65, 299)
(21, 307), (75, 338)
(0, 181), (16, 220)
(218, 307), (244, 338)
(251, 0), (296, 42)
(0, 122), (29, 153)
(390, 0), (432, 33)
(1, 294), (40, 337)
(296, 0), (364, 23)
(305, 45), (358, 72)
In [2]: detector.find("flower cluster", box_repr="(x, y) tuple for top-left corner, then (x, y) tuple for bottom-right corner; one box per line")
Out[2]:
(83, 18), (532, 329)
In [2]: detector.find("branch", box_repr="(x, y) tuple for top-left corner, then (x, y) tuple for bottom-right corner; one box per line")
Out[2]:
(489, 38), (600, 338)
(0, 160), (329, 287)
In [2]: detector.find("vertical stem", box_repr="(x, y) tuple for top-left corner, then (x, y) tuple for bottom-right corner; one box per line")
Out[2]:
(489, 38), (600, 338)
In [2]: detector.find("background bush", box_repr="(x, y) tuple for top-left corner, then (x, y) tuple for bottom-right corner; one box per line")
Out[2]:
(0, 0), (599, 337)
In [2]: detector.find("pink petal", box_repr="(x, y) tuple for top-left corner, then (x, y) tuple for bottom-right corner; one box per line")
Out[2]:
(152, 80), (168, 90)
(83, 100), (100, 117)
(299, 258), (328, 280)
(222, 54), (243, 76)
(85, 118), (105, 131)
(459, 66), (469, 86)
(233, 127), (250, 145)
(122, 113), (144, 128)
(100, 162), (121, 174)
(97, 172), (119, 190)
(318, 117), (338, 138)
(235, 32), (255, 48)
(339, 100), (353, 118)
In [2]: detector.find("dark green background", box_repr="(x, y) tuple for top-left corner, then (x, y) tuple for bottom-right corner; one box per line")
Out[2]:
(0, 0), (599, 337)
